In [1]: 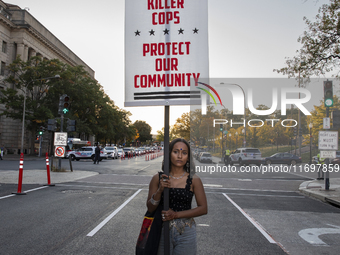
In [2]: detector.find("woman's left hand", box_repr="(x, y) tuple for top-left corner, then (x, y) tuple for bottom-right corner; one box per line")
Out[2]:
(161, 209), (177, 221)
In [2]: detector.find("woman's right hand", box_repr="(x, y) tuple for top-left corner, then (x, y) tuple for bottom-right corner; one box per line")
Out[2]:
(158, 174), (170, 192)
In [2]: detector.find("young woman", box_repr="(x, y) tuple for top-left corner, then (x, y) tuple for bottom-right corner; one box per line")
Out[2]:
(146, 138), (208, 255)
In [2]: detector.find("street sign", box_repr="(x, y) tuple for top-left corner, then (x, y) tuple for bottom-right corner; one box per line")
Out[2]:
(323, 117), (330, 129)
(54, 146), (65, 157)
(320, 151), (336, 159)
(54, 132), (68, 146)
(318, 131), (338, 150)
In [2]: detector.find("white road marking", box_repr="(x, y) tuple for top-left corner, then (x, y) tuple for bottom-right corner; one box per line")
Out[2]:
(87, 189), (142, 237)
(0, 186), (48, 200)
(203, 184), (223, 187)
(223, 193), (277, 244)
(208, 192), (304, 198)
(298, 224), (340, 246)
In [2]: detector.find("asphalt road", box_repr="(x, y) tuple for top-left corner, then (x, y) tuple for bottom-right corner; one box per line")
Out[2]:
(1, 156), (340, 255)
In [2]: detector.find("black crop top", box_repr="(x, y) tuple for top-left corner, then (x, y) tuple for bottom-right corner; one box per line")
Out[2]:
(160, 173), (194, 212)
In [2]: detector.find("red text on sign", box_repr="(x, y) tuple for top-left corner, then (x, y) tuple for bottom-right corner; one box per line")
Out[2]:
(143, 42), (191, 56)
(148, 0), (184, 10)
(134, 73), (200, 88)
(155, 58), (178, 71)
(152, 11), (180, 25)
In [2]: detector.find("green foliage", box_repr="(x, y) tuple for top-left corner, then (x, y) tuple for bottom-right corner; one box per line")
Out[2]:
(0, 57), (135, 152)
(133, 120), (152, 143)
(275, 0), (340, 78)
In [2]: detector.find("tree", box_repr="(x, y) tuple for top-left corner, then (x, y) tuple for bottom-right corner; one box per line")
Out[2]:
(133, 120), (152, 143)
(156, 126), (177, 142)
(275, 0), (340, 78)
(0, 56), (134, 153)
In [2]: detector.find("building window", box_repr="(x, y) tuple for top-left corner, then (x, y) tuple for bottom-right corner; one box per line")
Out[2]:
(0, 61), (5, 76)
(2, 41), (7, 53)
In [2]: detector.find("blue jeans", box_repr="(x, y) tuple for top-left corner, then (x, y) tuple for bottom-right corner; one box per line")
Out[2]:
(157, 219), (197, 255)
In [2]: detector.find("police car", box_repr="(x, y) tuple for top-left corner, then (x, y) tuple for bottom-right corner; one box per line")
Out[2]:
(229, 147), (262, 166)
(67, 146), (108, 161)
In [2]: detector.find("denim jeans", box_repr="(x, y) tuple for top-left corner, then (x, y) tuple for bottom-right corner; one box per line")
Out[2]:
(157, 219), (197, 255)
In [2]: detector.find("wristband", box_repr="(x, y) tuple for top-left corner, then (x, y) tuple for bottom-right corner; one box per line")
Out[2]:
(150, 194), (160, 205)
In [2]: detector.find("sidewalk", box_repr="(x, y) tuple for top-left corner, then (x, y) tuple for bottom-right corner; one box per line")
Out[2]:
(0, 154), (98, 184)
(299, 178), (340, 207)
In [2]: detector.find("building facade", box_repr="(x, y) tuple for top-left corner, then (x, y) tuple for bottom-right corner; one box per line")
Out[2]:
(0, 1), (94, 154)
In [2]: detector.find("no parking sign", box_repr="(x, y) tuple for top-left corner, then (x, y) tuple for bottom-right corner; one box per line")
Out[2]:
(55, 146), (65, 157)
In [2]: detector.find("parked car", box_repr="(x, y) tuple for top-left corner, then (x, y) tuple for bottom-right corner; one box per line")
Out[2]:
(229, 148), (262, 166)
(67, 146), (108, 161)
(263, 153), (301, 165)
(199, 152), (212, 163)
(117, 148), (124, 158)
(105, 146), (118, 159)
(123, 147), (133, 157)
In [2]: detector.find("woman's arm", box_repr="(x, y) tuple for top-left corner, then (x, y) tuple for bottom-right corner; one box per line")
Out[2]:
(162, 175), (207, 220)
(146, 173), (169, 213)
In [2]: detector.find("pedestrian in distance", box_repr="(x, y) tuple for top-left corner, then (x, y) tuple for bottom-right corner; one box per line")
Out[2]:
(0, 146), (2, 160)
(146, 138), (208, 255)
(224, 148), (230, 165)
(94, 144), (100, 164)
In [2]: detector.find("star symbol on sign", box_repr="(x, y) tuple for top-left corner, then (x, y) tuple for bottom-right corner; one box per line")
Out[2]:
(193, 28), (199, 34)
(178, 28), (184, 34)
(163, 28), (170, 35)
(149, 29), (155, 36)
(135, 30), (141, 36)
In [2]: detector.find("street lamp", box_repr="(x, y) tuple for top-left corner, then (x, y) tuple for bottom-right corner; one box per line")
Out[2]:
(229, 133), (231, 150)
(309, 123), (313, 164)
(21, 74), (60, 154)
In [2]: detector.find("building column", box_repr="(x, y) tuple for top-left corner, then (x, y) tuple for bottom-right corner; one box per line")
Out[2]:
(16, 43), (24, 60)
(23, 45), (28, 61)
(29, 48), (36, 59)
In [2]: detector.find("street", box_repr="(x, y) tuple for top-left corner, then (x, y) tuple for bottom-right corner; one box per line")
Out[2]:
(0, 156), (340, 255)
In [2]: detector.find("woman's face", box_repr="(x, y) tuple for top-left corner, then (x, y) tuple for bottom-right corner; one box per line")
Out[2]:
(170, 141), (189, 169)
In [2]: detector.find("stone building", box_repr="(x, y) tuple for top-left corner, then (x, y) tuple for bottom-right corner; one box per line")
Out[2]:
(0, 1), (94, 154)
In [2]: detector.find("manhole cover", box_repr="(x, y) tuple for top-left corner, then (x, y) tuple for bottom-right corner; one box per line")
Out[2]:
(61, 190), (94, 194)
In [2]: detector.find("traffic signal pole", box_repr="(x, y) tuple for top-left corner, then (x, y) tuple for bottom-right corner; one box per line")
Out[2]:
(323, 80), (333, 191)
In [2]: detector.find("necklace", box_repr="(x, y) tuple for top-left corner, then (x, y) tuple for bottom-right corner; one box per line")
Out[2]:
(170, 172), (186, 179)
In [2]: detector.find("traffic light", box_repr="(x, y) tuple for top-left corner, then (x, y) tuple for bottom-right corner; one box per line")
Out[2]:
(323, 80), (333, 107)
(48, 119), (57, 131)
(58, 94), (70, 115)
(39, 126), (44, 135)
(219, 124), (223, 131)
(63, 95), (70, 114)
(293, 127), (297, 136)
(67, 119), (76, 132)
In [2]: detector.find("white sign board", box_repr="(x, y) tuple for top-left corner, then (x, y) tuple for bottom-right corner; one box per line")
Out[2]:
(125, 0), (209, 107)
(54, 146), (65, 157)
(320, 150), (336, 159)
(323, 117), (331, 129)
(318, 131), (338, 150)
(54, 132), (68, 146)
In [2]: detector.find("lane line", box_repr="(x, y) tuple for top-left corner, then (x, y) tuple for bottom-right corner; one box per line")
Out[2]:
(0, 186), (48, 200)
(87, 189), (142, 237)
(208, 192), (304, 198)
(223, 193), (277, 244)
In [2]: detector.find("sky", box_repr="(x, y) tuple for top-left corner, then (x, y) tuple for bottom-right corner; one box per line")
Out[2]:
(10, 0), (331, 133)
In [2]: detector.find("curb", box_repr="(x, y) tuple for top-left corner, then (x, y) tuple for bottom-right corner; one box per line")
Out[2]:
(299, 180), (340, 207)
